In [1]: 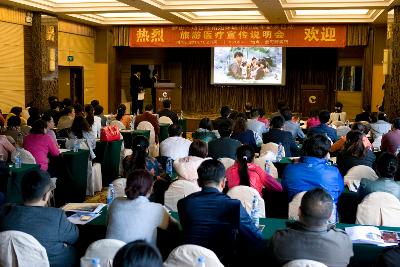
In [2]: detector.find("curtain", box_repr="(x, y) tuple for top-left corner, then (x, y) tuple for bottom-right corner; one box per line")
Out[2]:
(112, 26), (130, 46)
(347, 24), (370, 46)
(362, 28), (374, 107)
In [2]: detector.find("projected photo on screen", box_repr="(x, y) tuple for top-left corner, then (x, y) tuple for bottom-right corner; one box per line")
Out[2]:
(211, 47), (285, 85)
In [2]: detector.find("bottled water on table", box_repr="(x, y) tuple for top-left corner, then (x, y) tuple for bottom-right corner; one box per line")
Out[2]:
(197, 255), (206, 267)
(107, 184), (115, 205)
(15, 148), (22, 168)
(91, 258), (101, 267)
(276, 143), (283, 162)
(251, 194), (259, 228)
(166, 158), (173, 177)
(73, 136), (79, 152)
(265, 160), (271, 174)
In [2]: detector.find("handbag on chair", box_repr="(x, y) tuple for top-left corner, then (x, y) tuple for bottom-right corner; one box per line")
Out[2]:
(100, 125), (120, 142)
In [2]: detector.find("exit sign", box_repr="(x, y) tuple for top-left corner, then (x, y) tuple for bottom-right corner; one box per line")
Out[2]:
(67, 56), (74, 62)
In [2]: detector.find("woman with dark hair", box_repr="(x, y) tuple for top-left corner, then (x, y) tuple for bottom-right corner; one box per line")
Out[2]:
(337, 130), (376, 176)
(257, 107), (269, 129)
(330, 122), (372, 153)
(173, 139), (210, 183)
(69, 116), (96, 160)
(106, 169), (178, 244)
(225, 144), (282, 196)
(23, 119), (59, 171)
(5, 106), (26, 126)
(192, 118), (218, 143)
(41, 113), (57, 147)
(84, 104), (101, 138)
(306, 108), (320, 129)
(57, 106), (75, 131)
(27, 107), (41, 127)
(113, 240), (163, 267)
(358, 152), (400, 200)
(114, 104), (132, 130)
(231, 116), (257, 149)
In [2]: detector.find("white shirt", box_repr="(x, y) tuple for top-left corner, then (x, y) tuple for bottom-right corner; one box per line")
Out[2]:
(91, 116), (102, 138)
(370, 120), (392, 140)
(160, 136), (192, 160)
(330, 112), (347, 123)
(246, 119), (267, 146)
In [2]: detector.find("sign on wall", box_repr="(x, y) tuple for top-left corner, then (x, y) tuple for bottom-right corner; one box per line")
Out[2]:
(129, 24), (347, 48)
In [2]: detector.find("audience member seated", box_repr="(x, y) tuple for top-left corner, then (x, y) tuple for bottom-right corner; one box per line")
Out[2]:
(115, 104), (132, 130)
(73, 103), (84, 117)
(160, 124), (191, 160)
(370, 112), (391, 147)
(270, 101), (286, 118)
(358, 153), (400, 200)
(330, 122), (372, 153)
(282, 134), (344, 204)
(0, 109), (5, 127)
(257, 107), (269, 129)
(157, 99), (178, 125)
(57, 106), (75, 131)
(281, 108), (305, 140)
(306, 109), (320, 129)
(106, 170), (178, 244)
(208, 120), (241, 160)
(69, 116), (96, 160)
(5, 106), (26, 126)
(355, 105), (372, 122)
(381, 117), (400, 155)
(94, 104), (107, 127)
(135, 104), (160, 144)
(329, 102), (347, 124)
(45, 97), (61, 126)
(85, 104), (101, 139)
(226, 145), (282, 197)
(173, 139), (210, 183)
(212, 105), (233, 132)
(42, 114), (58, 147)
(308, 110), (338, 142)
(246, 109), (267, 145)
(26, 107), (40, 127)
(262, 116), (300, 157)
(3, 115), (22, 142)
(0, 134), (15, 162)
(244, 102), (252, 119)
(192, 117), (218, 142)
(23, 120), (60, 171)
(268, 188), (353, 267)
(164, 244), (224, 267)
(178, 159), (265, 266)
(231, 115), (257, 149)
(0, 170), (79, 267)
(113, 240), (163, 267)
(337, 131), (376, 176)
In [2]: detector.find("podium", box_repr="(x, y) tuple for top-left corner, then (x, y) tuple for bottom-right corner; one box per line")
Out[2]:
(155, 83), (181, 112)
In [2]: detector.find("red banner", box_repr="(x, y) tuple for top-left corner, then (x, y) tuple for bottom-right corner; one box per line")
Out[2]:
(129, 25), (346, 48)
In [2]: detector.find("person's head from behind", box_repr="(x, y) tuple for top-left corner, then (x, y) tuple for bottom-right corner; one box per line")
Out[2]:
(363, 104), (371, 113)
(162, 99), (172, 110)
(63, 106), (75, 117)
(116, 104), (127, 120)
(270, 115), (284, 129)
(257, 107), (265, 118)
(218, 120), (233, 137)
(344, 130), (366, 159)
(245, 102), (252, 112)
(7, 115), (21, 129)
(71, 116), (90, 138)
(277, 101), (286, 112)
(377, 152), (398, 179)
(168, 124), (182, 137)
(10, 107), (22, 117)
(220, 106), (231, 118)
(378, 112), (388, 122)
(113, 240), (163, 267)
(250, 109), (260, 119)
(41, 113), (54, 130)
(304, 133), (331, 158)
(232, 117), (247, 135)
(299, 188), (333, 227)
(22, 170), (52, 206)
(123, 136), (149, 177)
(197, 159), (226, 190)
(144, 104), (153, 113)
(74, 103), (83, 116)
(90, 99), (99, 107)
(84, 104), (94, 117)
(28, 107), (40, 118)
(48, 96), (58, 106)
(199, 117), (212, 131)
(62, 98), (72, 108)
(30, 119), (47, 135)
(393, 117), (400, 130)
(189, 139), (208, 158)
(94, 105), (104, 116)
(236, 145), (255, 187)
(125, 170), (153, 200)
(318, 110), (330, 124)
(49, 100), (59, 111)
(351, 122), (370, 135)
(280, 107), (292, 122)
(334, 102), (343, 112)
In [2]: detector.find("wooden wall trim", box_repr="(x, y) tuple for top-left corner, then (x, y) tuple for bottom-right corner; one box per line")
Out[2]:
(58, 19), (95, 37)
(0, 5), (29, 25)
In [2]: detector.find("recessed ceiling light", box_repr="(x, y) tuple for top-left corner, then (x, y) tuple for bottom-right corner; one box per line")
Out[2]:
(295, 9), (369, 15)
(97, 12), (156, 18)
(193, 11), (261, 17)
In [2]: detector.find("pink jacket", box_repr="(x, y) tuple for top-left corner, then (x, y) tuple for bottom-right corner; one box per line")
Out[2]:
(226, 162), (283, 196)
(24, 134), (60, 170)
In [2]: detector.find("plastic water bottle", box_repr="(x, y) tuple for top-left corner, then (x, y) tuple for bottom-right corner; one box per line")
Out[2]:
(180, 110), (184, 120)
(15, 148), (22, 168)
(251, 194), (259, 228)
(276, 143), (283, 162)
(107, 184), (115, 205)
(197, 255), (206, 267)
(166, 158), (173, 177)
(91, 258), (101, 267)
(396, 146), (400, 156)
(265, 160), (271, 174)
(73, 136), (79, 152)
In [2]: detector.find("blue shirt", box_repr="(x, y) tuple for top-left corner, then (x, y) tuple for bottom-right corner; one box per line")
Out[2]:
(283, 121), (305, 140)
(308, 124), (338, 142)
(282, 156), (344, 203)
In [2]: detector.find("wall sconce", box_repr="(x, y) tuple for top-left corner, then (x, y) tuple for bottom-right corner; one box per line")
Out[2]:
(49, 48), (55, 72)
(383, 49), (392, 75)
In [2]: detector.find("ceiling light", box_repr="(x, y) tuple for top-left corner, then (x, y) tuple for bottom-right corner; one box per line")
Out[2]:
(193, 11), (261, 17)
(97, 12), (156, 18)
(295, 9), (369, 15)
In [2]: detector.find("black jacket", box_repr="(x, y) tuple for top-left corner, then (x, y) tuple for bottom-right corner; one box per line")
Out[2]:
(263, 128), (300, 157)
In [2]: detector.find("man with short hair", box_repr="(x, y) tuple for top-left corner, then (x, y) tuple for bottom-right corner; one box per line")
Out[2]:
(269, 188), (353, 267)
(160, 124), (191, 160)
(213, 105), (233, 132)
(281, 107), (305, 140)
(228, 51), (244, 79)
(0, 170), (79, 267)
(178, 159), (265, 266)
(135, 104), (160, 143)
(381, 117), (400, 155)
(246, 109), (267, 146)
(130, 70), (142, 114)
(208, 120), (241, 160)
(308, 110), (338, 142)
(270, 101), (287, 118)
(244, 102), (253, 119)
(157, 99), (178, 124)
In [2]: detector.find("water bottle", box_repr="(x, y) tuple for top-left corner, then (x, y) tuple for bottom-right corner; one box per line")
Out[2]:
(72, 136), (79, 152)
(276, 143), (283, 162)
(180, 110), (184, 120)
(107, 184), (115, 205)
(197, 255), (206, 267)
(91, 258), (101, 267)
(166, 158), (173, 177)
(15, 148), (22, 168)
(251, 194), (259, 228)
(265, 160), (271, 174)
(396, 146), (400, 156)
